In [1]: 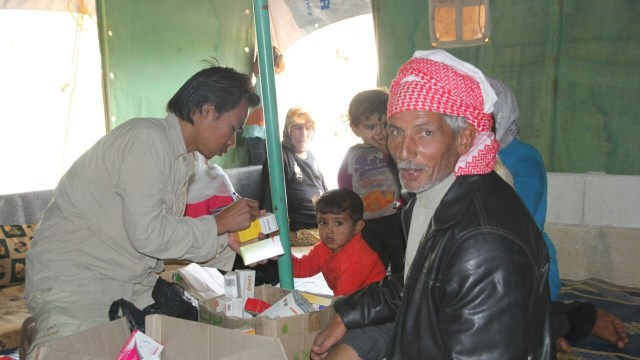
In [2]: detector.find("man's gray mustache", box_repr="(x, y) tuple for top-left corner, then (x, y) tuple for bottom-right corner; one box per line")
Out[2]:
(396, 161), (428, 171)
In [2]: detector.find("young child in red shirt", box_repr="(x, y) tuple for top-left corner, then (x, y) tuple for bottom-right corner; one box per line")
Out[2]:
(291, 189), (386, 297)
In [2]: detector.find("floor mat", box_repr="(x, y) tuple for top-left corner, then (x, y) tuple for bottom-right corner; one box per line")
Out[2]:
(278, 274), (640, 359)
(558, 278), (640, 359)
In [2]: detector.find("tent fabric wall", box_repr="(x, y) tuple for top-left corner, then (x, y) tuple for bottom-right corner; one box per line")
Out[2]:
(371, 0), (640, 175)
(95, 0), (256, 168)
(95, 1), (639, 174)
(554, 1), (640, 174)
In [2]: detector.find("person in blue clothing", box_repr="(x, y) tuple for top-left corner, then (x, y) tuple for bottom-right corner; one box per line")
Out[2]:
(488, 76), (561, 300)
(489, 77), (628, 352)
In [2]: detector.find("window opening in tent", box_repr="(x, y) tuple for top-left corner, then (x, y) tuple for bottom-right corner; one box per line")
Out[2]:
(274, 14), (378, 190)
(0, 4), (105, 195)
(429, 0), (491, 48)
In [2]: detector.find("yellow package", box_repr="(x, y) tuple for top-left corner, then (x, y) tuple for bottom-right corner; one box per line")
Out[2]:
(237, 213), (278, 242)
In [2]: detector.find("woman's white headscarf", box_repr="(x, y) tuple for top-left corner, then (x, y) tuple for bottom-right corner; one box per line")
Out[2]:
(487, 77), (520, 149)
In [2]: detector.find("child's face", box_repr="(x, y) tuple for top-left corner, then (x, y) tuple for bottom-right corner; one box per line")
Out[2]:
(316, 212), (364, 253)
(351, 114), (388, 153)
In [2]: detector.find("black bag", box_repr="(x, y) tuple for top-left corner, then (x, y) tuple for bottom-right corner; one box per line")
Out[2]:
(109, 277), (198, 332)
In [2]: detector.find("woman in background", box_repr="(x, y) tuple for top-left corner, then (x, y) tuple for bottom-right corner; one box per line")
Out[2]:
(489, 77), (628, 352)
(260, 107), (327, 247)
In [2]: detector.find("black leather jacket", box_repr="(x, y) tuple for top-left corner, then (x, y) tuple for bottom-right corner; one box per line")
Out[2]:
(335, 172), (555, 359)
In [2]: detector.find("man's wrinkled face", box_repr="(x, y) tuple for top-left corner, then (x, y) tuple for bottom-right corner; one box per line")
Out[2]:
(387, 111), (463, 193)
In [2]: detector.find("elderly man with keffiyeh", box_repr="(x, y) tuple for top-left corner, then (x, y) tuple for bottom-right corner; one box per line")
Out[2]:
(311, 50), (554, 360)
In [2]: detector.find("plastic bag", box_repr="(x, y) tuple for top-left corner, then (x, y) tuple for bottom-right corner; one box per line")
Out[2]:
(108, 298), (146, 332)
(146, 276), (198, 320)
(109, 277), (198, 332)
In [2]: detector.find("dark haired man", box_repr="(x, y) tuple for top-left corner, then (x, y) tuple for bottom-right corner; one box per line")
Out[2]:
(25, 65), (260, 357)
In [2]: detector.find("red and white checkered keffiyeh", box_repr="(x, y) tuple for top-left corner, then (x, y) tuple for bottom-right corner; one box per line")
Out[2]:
(388, 50), (499, 176)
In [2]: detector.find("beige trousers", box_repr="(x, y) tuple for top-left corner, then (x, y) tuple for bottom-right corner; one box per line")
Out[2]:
(26, 284), (153, 359)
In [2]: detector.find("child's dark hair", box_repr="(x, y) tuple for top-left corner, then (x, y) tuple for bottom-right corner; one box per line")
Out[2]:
(347, 89), (389, 126)
(315, 189), (364, 222)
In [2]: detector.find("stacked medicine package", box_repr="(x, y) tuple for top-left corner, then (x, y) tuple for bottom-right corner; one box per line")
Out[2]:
(236, 213), (285, 265)
(174, 263), (323, 321)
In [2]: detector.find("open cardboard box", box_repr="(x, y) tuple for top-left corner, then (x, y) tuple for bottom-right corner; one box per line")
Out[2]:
(33, 315), (287, 360)
(32, 317), (131, 360)
(145, 314), (287, 359)
(199, 285), (335, 360)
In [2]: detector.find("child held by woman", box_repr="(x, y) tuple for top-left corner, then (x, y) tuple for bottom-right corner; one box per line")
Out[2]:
(338, 89), (405, 274)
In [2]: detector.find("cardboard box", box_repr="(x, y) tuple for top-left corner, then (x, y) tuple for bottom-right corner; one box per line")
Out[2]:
(210, 295), (244, 318)
(145, 315), (287, 360)
(33, 318), (131, 360)
(33, 315), (287, 360)
(258, 291), (316, 319)
(199, 285), (335, 360)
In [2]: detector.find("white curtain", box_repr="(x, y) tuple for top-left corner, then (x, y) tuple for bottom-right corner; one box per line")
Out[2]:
(0, 0), (105, 195)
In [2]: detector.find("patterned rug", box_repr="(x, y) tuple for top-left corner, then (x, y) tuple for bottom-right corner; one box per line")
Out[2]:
(557, 278), (640, 360)
(292, 274), (640, 358)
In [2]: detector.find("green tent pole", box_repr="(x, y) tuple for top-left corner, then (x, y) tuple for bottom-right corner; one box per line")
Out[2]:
(252, 0), (294, 290)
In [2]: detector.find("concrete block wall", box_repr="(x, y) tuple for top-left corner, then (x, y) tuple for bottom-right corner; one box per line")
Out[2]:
(546, 172), (640, 287)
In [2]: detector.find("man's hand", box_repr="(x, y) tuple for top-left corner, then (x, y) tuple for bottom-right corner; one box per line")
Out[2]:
(227, 232), (242, 255)
(311, 314), (348, 359)
(214, 198), (259, 235)
(232, 234), (282, 266)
